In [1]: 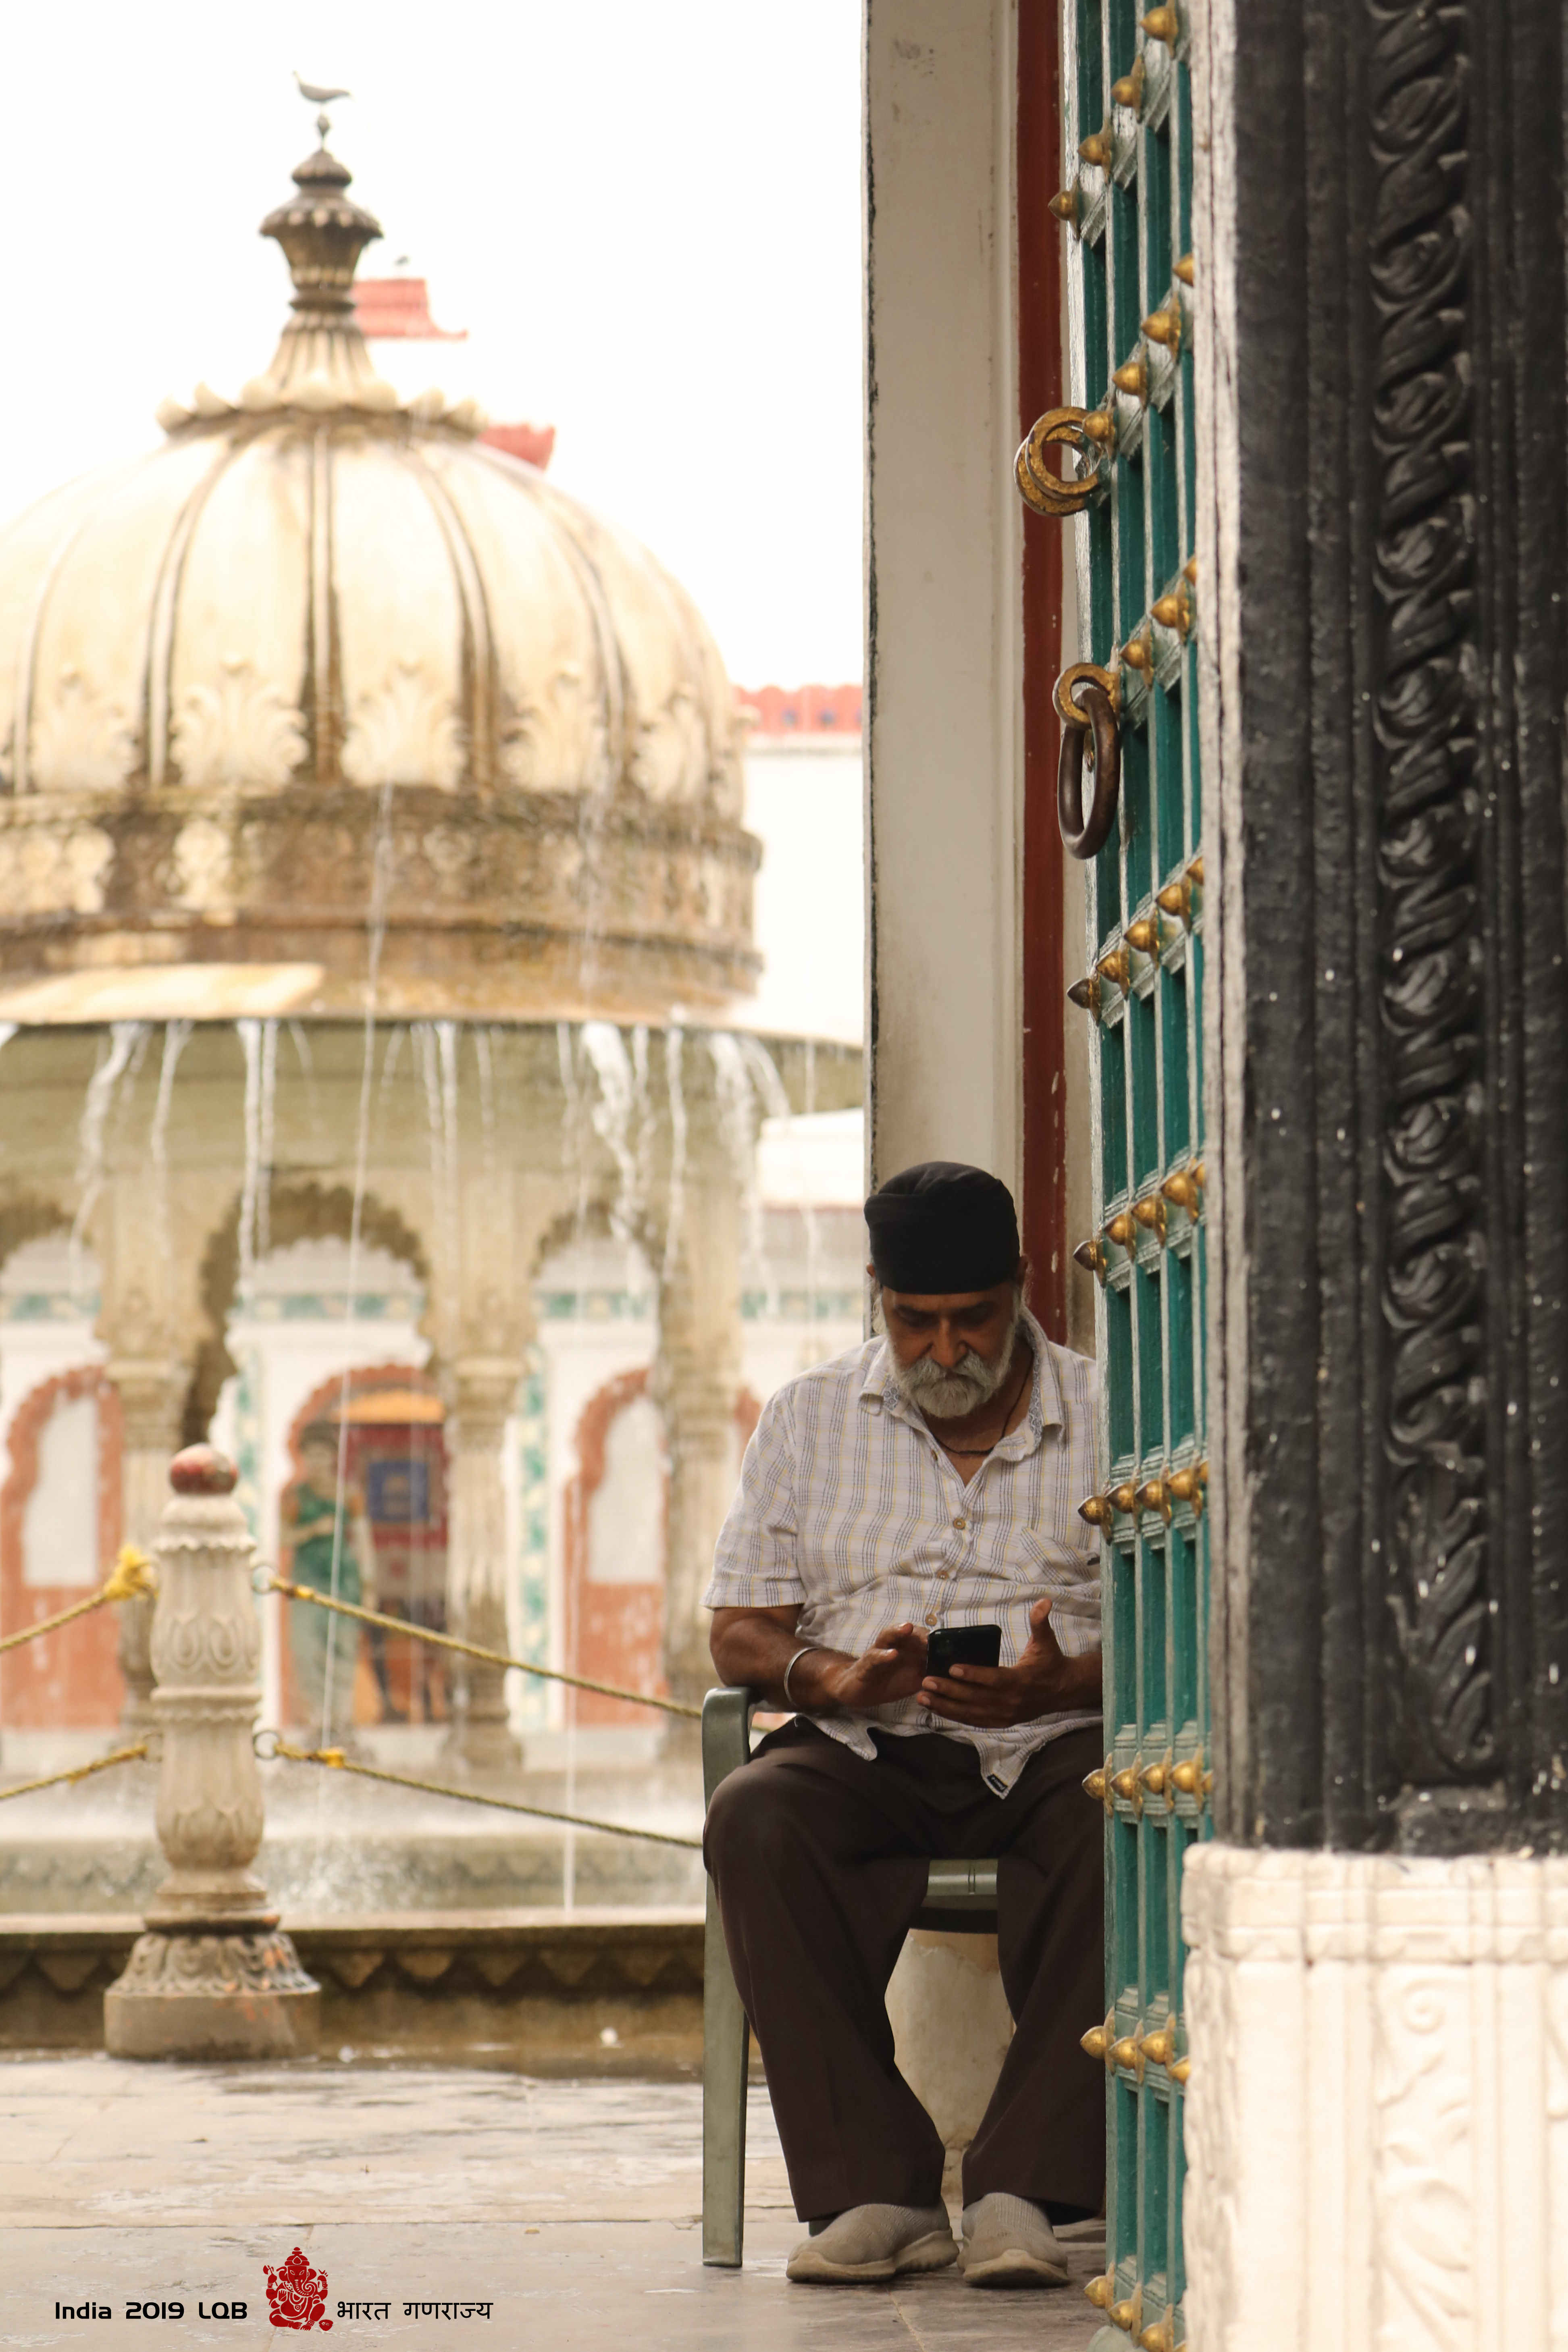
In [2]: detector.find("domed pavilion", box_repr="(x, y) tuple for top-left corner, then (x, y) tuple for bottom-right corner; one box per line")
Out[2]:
(0, 127), (860, 1774)
(0, 133), (754, 1022)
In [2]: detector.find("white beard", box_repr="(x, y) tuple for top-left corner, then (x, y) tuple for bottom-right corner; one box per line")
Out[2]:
(874, 1289), (1024, 1420)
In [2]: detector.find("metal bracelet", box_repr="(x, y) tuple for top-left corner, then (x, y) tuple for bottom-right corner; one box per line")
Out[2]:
(782, 1645), (817, 1710)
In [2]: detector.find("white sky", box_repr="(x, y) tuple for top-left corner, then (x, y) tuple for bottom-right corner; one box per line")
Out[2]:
(0, 0), (864, 688)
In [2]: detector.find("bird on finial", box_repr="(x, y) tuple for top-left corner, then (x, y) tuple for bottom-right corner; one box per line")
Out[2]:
(294, 70), (351, 146)
(295, 70), (351, 104)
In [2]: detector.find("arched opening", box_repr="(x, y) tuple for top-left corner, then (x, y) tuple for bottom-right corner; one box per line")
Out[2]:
(278, 1365), (448, 1732)
(190, 1179), (432, 1446)
(533, 1224), (656, 1741)
(209, 1218), (433, 1736)
(0, 1365), (122, 1736)
(563, 1370), (667, 1728)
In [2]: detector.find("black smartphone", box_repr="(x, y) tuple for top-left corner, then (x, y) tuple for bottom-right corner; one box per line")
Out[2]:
(925, 1623), (1002, 1676)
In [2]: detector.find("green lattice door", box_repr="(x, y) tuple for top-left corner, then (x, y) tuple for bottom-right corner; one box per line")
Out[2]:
(1020, 7), (1209, 2346)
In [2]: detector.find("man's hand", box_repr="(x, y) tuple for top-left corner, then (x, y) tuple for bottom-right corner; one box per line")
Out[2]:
(810, 1623), (930, 1714)
(708, 1605), (929, 1716)
(917, 1597), (1100, 1727)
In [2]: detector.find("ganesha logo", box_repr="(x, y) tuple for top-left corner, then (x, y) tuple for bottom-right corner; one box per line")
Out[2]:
(262, 2249), (333, 2331)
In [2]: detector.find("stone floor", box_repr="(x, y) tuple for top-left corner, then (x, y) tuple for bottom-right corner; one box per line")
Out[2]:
(0, 2055), (1105, 2350)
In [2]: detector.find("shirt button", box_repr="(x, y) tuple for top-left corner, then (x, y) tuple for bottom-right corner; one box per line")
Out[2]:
(953, 1516), (967, 1531)
(924, 1609), (940, 1627)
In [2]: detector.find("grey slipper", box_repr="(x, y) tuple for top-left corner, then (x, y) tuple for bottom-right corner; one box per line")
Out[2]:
(786, 2202), (957, 2283)
(959, 2193), (1069, 2288)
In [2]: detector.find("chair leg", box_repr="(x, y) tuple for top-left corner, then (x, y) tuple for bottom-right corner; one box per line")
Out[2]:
(702, 1873), (749, 2267)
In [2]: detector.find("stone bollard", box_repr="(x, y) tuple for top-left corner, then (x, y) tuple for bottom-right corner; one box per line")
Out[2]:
(104, 1445), (319, 2059)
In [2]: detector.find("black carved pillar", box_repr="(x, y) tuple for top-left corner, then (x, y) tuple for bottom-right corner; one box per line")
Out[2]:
(1182, 0), (1568, 2335)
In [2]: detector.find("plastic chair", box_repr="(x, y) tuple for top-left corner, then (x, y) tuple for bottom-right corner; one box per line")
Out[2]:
(701, 1683), (1000, 2267)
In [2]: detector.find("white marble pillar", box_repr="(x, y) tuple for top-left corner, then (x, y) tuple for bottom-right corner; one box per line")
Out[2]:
(104, 1445), (318, 2059)
(440, 1358), (523, 1776)
(654, 1177), (743, 1713)
(1181, 1842), (1568, 2351)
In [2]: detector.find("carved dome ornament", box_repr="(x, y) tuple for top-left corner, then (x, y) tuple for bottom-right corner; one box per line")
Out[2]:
(0, 130), (757, 1026)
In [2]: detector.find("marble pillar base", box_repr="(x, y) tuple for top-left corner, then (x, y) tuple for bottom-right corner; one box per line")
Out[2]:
(440, 1723), (524, 1779)
(439, 1665), (522, 1778)
(1181, 1841), (1568, 2351)
(103, 1927), (320, 2060)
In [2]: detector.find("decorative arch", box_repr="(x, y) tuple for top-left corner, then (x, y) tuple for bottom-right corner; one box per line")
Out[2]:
(283, 1361), (444, 1478)
(563, 1368), (668, 1727)
(532, 1198), (612, 1271)
(530, 1197), (661, 1288)
(0, 1365), (123, 1727)
(0, 1193), (74, 1278)
(279, 1361), (448, 1728)
(185, 1179), (433, 1442)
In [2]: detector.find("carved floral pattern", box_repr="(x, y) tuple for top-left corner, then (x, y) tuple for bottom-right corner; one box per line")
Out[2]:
(143, 1479), (271, 1899)
(154, 1608), (258, 1681)
(1174, 1917), (1239, 2352)
(154, 1797), (266, 1871)
(631, 686), (708, 803)
(1374, 1974), (1473, 2345)
(501, 666), (611, 794)
(1183, 1846), (1568, 2349)
(1369, 0), (1490, 1773)
(115, 1929), (316, 1997)
(170, 816), (232, 911)
(343, 659), (463, 789)
(172, 657), (306, 790)
(0, 791), (757, 1001)
(28, 668), (137, 792)
(0, 822), (113, 915)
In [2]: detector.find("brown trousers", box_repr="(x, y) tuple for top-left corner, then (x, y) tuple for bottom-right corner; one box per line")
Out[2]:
(703, 1717), (1105, 2221)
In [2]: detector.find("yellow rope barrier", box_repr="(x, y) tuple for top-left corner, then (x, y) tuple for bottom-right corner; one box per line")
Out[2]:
(0, 1547), (156, 1657)
(262, 1578), (701, 1721)
(0, 1741), (150, 1802)
(264, 1737), (702, 1851)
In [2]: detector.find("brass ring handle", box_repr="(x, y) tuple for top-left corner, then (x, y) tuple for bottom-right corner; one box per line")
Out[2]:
(1054, 660), (1119, 732)
(1057, 674), (1121, 859)
(1015, 406), (1106, 518)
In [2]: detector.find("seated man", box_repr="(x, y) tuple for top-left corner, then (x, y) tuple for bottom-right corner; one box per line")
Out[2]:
(703, 1161), (1104, 2289)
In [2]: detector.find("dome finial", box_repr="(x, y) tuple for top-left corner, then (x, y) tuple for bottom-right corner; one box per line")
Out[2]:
(251, 82), (385, 409)
(262, 81), (382, 333)
(156, 84), (487, 435)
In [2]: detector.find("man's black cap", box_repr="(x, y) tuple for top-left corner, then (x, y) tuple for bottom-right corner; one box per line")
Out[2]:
(865, 1161), (1021, 1295)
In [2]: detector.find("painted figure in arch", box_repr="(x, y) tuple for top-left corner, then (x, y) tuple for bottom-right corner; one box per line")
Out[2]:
(280, 1422), (377, 1740)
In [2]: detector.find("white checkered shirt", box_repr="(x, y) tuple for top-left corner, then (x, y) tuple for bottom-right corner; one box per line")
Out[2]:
(703, 1308), (1102, 1795)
